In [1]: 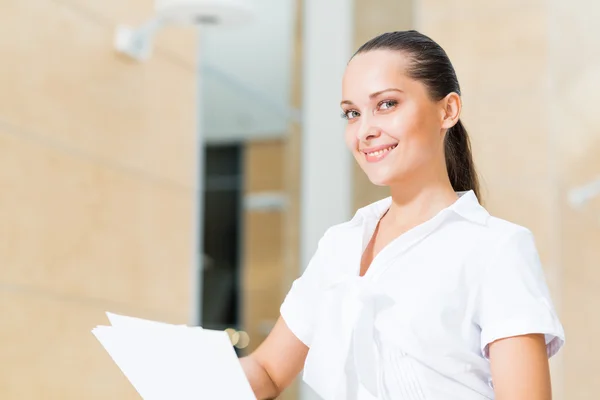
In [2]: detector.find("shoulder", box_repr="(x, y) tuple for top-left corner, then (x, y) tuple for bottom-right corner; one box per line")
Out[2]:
(478, 214), (535, 243)
(464, 214), (544, 289)
(447, 206), (542, 277)
(478, 214), (538, 255)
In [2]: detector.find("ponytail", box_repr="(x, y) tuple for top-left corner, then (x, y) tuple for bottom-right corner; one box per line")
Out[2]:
(445, 119), (480, 200)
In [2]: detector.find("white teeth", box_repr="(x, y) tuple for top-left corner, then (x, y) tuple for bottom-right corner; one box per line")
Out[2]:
(367, 145), (396, 157)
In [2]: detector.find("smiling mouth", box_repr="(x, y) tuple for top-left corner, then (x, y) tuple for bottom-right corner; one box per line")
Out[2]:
(362, 144), (398, 162)
(364, 144), (397, 157)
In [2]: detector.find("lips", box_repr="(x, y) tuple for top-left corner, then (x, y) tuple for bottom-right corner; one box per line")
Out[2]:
(361, 143), (398, 162)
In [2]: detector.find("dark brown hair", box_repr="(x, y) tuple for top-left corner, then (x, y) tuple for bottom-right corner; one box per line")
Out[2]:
(353, 30), (481, 200)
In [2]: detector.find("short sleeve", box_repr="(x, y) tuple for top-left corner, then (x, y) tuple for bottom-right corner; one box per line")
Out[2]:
(279, 233), (329, 347)
(475, 228), (565, 359)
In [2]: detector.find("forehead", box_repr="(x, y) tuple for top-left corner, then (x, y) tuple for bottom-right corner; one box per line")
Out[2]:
(342, 50), (412, 96)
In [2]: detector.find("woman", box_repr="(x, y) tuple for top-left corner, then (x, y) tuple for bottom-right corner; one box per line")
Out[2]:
(240, 30), (564, 400)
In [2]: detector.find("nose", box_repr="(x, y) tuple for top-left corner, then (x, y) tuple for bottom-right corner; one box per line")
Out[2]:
(357, 123), (382, 142)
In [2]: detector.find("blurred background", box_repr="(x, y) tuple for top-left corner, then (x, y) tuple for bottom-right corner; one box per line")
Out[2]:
(0, 0), (599, 399)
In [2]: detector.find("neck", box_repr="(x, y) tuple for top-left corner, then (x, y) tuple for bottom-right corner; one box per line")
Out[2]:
(385, 172), (458, 228)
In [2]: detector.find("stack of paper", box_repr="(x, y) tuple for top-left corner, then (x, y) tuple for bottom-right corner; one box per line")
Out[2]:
(92, 312), (256, 400)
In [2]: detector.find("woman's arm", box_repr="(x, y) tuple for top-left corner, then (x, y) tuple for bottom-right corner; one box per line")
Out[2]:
(240, 317), (309, 399)
(489, 333), (552, 400)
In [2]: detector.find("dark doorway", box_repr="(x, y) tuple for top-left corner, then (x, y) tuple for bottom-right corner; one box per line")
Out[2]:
(201, 144), (242, 331)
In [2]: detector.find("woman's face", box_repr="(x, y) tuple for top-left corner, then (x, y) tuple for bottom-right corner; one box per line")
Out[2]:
(341, 50), (452, 187)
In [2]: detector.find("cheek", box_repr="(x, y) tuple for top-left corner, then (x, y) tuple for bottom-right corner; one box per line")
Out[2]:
(344, 126), (358, 150)
(376, 111), (412, 143)
(382, 114), (406, 138)
(386, 108), (438, 150)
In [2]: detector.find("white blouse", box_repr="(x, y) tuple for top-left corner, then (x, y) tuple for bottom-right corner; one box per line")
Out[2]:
(280, 191), (565, 400)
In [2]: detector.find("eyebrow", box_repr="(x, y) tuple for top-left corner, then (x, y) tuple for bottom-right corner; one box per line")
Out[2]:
(340, 88), (403, 106)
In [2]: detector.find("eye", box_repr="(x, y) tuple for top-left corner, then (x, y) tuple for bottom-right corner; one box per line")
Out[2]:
(379, 100), (398, 110)
(341, 110), (360, 120)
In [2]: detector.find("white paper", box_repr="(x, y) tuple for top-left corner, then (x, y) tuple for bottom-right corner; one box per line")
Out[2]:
(105, 312), (187, 330)
(92, 313), (256, 400)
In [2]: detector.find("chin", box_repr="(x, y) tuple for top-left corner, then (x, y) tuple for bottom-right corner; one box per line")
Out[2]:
(364, 172), (395, 187)
(356, 158), (403, 187)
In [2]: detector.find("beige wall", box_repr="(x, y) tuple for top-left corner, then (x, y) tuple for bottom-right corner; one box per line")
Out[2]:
(242, 140), (286, 356)
(0, 0), (196, 398)
(551, 1), (600, 398)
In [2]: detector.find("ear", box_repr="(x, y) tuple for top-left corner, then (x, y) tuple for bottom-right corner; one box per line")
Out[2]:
(440, 92), (461, 130)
